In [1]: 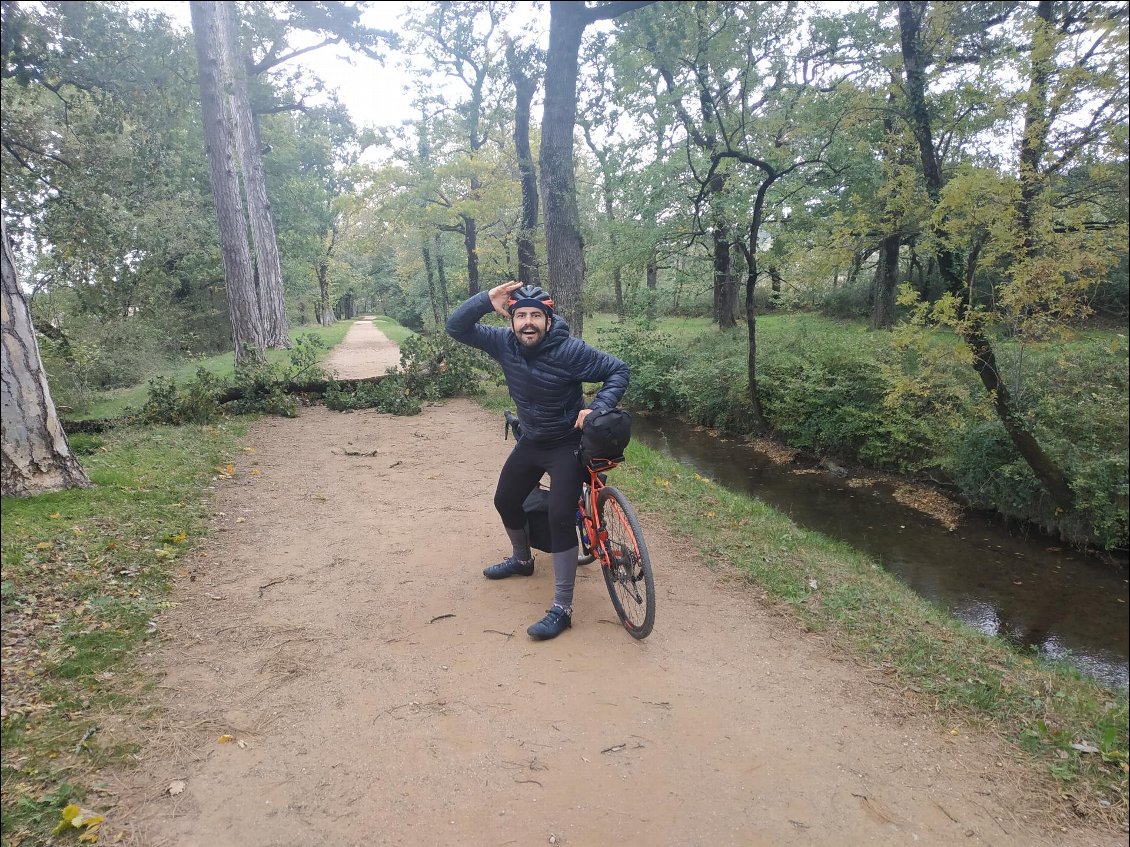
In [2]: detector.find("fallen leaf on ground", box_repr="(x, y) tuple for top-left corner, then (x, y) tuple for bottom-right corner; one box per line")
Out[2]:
(167, 780), (186, 796)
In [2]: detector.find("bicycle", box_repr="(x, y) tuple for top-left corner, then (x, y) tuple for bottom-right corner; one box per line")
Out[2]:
(505, 411), (656, 639)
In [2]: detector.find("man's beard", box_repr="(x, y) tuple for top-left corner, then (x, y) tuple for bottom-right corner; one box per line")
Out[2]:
(515, 322), (546, 346)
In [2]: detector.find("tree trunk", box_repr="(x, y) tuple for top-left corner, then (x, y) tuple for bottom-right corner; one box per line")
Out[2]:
(1016, 1), (1055, 286)
(190, 0), (264, 365)
(508, 42), (542, 288)
(434, 233), (450, 320)
(422, 239), (441, 326)
(541, 2), (589, 335)
(602, 187), (624, 316)
(965, 320), (1075, 506)
(540, 1), (652, 336)
(897, 0), (963, 295)
(740, 224), (767, 431)
(767, 264), (783, 309)
(871, 232), (900, 329)
(872, 85), (901, 330)
(1, 219), (91, 496)
(713, 226), (737, 329)
(218, 1), (290, 348)
(459, 211), (479, 296)
(317, 261), (336, 326)
(897, 0), (1074, 511)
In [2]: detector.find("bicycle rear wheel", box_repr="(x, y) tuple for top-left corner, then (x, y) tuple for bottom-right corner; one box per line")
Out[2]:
(596, 487), (655, 639)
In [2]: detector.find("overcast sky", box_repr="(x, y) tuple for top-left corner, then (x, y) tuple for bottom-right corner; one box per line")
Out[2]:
(134, 1), (423, 130)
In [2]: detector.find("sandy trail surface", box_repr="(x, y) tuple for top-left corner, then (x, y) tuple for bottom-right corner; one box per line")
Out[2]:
(102, 320), (1120, 846)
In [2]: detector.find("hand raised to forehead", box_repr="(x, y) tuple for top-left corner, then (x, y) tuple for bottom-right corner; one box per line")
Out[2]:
(489, 281), (523, 318)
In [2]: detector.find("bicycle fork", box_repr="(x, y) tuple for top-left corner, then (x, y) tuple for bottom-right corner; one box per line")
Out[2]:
(583, 493), (644, 604)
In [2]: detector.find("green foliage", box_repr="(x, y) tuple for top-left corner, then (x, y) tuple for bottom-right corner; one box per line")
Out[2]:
(595, 314), (1128, 549)
(1, 421), (245, 845)
(324, 332), (487, 415)
(602, 325), (687, 413)
(397, 333), (483, 400)
(324, 373), (421, 416)
(948, 336), (1130, 548)
(137, 334), (331, 424)
(139, 369), (223, 426)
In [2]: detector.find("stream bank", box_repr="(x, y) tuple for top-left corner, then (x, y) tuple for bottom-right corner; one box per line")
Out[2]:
(632, 413), (1129, 690)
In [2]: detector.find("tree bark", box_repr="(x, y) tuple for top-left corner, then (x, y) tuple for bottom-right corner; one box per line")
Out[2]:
(896, 0), (963, 295)
(767, 264), (783, 308)
(541, 2), (589, 335)
(190, 1), (265, 364)
(871, 232), (900, 330)
(2, 219), (91, 496)
(218, 1), (290, 348)
(507, 41), (542, 288)
(434, 233), (450, 320)
(737, 191), (771, 432)
(462, 212), (480, 296)
(713, 226), (737, 329)
(422, 239), (441, 326)
(540, 1), (652, 336)
(316, 259), (336, 326)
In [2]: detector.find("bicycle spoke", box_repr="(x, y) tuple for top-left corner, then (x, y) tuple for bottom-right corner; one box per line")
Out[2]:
(597, 487), (655, 639)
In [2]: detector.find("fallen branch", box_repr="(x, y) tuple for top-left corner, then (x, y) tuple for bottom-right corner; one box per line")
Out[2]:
(61, 375), (388, 433)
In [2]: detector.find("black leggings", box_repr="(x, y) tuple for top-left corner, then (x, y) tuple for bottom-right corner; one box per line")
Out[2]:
(494, 434), (585, 554)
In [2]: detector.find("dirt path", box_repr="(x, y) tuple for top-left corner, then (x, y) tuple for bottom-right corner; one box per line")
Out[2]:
(102, 320), (1119, 846)
(319, 317), (402, 378)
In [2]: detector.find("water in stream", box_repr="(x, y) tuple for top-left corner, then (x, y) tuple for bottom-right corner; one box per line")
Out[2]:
(632, 414), (1130, 690)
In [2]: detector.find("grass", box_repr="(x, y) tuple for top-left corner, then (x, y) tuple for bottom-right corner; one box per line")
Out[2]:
(74, 321), (355, 421)
(0, 317), (386, 845)
(1, 421), (247, 845)
(474, 378), (1129, 824)
(369, 314), (416, 345)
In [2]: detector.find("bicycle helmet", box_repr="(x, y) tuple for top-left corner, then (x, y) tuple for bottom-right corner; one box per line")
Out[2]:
(507, 284), (554, 316)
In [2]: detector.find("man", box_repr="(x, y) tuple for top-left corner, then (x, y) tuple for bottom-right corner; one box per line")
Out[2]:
(446, 281), (629, 640)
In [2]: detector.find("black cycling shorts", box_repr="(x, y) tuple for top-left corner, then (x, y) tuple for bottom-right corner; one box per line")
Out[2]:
(494, 433), (585, 554)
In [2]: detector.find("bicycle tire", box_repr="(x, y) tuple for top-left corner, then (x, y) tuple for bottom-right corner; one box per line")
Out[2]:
(596, 487), (655, 639)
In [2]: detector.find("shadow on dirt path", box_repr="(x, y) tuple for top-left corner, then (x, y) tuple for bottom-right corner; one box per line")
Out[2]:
(99, 322), (1120, 846)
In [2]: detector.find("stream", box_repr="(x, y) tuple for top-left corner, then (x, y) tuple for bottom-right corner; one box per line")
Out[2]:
(632, 414), (1129, 690)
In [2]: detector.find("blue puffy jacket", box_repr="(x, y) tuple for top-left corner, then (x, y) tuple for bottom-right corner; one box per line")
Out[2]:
(446, 292), (630, 443)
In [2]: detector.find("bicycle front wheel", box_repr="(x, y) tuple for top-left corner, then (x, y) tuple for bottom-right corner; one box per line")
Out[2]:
(596, 487), (655, 639)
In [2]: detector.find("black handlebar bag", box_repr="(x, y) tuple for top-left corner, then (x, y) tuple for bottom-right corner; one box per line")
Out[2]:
(580, 408), (632, 464)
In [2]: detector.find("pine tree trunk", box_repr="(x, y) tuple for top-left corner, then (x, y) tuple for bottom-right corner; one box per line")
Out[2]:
(218, 2), (290, 348)
(190, 1), (265, 365)
(1, 220), (90, 496)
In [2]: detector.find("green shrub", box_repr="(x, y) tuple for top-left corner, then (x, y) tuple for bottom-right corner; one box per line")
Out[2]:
(139, 368), (223, 425)
(603, 326), (686, 412)
(398, 333), (484, 400)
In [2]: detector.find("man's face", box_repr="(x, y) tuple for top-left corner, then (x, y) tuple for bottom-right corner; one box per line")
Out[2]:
(511, 307), (550, 347)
